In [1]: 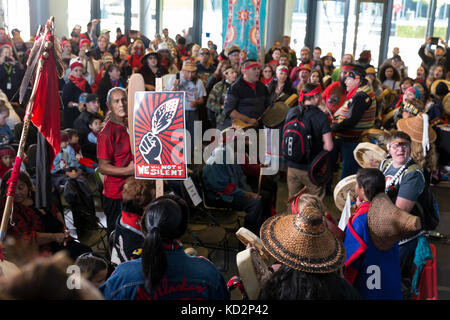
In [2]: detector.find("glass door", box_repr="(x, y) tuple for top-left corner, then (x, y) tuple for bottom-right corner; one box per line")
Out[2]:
(352, 0), (384, 67)
(100, 0), (125, 36)
(315, 0), (347, 63)
(162, 0), (194, 43)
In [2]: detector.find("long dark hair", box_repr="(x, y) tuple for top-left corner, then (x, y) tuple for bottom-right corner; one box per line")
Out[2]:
(0, 170), (34, 200)
(141, 195), (189, 292)
(356, 168), (386, 202)
(258, 264), (360, 300)
(379, 64), (401, 83)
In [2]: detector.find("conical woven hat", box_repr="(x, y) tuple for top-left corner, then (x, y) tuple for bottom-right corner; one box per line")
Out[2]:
(430, 79), (450, 96)
(360, 128), (391, 148)
(396, 113), (436, 143)
(353, 142), (387, 168)
(333, 174), (357, 212)
(443, 92), (450, 116)
(260, 206), (345, 274)
(367, 193), (421, 251)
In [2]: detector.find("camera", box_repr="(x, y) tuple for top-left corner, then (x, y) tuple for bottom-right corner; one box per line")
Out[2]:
(85, 49), (96, 57)
(431, 37), (439, 45)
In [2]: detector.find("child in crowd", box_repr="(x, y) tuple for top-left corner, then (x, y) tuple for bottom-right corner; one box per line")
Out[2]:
(0, 104), (13, 146)
(343, 168), (420, 300)
(0, 144), (14, 179)
(75, 252), (109, 288)
(65, 128), (82, 166)
(88, 114), (103, 145)
(52, 132), (81, 188)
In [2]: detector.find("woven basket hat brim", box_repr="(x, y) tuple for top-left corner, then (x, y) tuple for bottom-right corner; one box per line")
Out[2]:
(443, 92), (450, 115)
(367, 193), (421, 251)
(430, 79), (450, 96)
(262, 102), (289, 128)
(260, 213), (345, 274)
(333, 174), (357, 212)
(353, 142), (387, 168)
(396, 114), (437, 143)
(360, 129), (391, 146)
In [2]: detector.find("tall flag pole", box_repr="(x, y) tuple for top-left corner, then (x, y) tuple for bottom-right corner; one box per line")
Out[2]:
(0, 16), (63, 246)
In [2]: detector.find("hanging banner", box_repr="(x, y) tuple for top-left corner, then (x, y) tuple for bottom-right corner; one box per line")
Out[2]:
(222, 0), (267, 63)
(133, 91), (187, 180)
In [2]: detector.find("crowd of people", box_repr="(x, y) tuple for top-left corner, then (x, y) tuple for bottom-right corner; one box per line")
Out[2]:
(0, 18), (449, 301)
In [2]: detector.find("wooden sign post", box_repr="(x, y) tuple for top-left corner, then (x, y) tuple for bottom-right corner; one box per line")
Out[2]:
(155, 78), (164, 198)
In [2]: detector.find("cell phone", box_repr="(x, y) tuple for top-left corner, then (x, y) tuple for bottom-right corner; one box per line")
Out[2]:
(431, 37), (439, 45)
(176, 73), (180, 80)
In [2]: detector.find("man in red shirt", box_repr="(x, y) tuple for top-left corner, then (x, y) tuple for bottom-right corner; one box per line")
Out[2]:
(97, 87), (134, 236)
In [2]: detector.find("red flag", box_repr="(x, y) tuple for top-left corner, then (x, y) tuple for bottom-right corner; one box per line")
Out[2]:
(30, 33), (61, 165)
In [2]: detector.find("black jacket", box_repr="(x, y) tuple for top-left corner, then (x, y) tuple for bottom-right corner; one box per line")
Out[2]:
(224, 75), (270, 120)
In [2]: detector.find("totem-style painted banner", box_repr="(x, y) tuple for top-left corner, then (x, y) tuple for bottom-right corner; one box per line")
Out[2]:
(222, 0), (267, 63)
(133, 91), (187, 180)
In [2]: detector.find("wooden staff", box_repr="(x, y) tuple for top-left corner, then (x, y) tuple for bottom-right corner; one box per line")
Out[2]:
(0, 17), (54, 244)
(127, 75), (164, 198)
(155, 78), (164, 198)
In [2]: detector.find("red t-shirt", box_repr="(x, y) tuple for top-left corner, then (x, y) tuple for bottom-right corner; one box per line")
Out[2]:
(97, 120), (133, 199)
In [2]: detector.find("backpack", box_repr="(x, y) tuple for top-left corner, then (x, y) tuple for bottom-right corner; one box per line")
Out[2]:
(381, 159), (440, 231)
(281, 106), (316, 164)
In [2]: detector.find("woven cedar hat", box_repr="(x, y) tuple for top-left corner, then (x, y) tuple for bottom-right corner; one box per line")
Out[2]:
(443, 92), (450, 116)
(360, 128), (391, 148)
(321, 52), (336, 62)
(367, 193), (421, 251)
(353, 142), (387, 169)
(225, 44), (241, 57)
(333, 174), (357, 212)
(430, 79), (450, 97)
(396, 113), (436, 143)
(260, 206), (346, 274)
(142, 48), (158, 62)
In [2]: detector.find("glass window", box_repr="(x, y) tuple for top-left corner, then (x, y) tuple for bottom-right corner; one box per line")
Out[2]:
(131, 0), (156, 39)
(288, 0), (307, 55)
(435, 0), (449, 42)
(202, 0), (222, 51)
(353, 1), (384, 67)
(1, 0), (30, 41)
(315, 0), (347, 61)
(388, 0), (430, 77)
(100, 0), (125, 35)
(162, 0), (194, 43)
(68, 0), (91, 37)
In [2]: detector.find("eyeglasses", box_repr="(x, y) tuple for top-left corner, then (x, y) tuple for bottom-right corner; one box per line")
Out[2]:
(263, 70), (272, 73)
(390, 142), (410, 150)
(200, 52), (210, 56)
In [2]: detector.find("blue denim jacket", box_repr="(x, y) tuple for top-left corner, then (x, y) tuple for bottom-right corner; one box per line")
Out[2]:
(100, 245), (230, 300)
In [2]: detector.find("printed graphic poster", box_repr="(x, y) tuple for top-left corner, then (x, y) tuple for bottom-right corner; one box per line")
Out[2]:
(134, 91), (187, 180)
